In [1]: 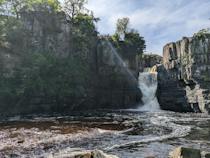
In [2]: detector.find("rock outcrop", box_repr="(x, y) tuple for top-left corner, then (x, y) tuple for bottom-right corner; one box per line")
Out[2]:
(86, 39), (142, 110)
(169, 147), (201, 158)
(205, 153), (210, 158)
(169, 147), (210, 158)
(157, 33), (210, 113)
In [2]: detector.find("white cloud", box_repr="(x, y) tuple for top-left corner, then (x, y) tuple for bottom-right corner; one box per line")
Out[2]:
(86, 0), (210, 55)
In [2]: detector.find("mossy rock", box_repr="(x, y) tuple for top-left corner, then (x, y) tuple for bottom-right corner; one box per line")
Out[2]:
(200, 71), (210, 82)
(170, 147), (201, 158)
(193, 29), (210, 40)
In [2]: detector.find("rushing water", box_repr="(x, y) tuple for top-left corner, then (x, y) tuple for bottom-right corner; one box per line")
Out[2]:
(1, 71), (210, 158)
(0, 111), (210, 158)
(1, 71), (210, 157)
(0, 51), (210, 157)
(138, 72), (160, 111)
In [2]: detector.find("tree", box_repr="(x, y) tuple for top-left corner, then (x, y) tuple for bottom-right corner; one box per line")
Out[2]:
(61, 0), (98, 58)
(124, 29), (146, 55)
(69, 13), (98, 59)
(28, 0), (61, 12)
(63, 0), (88, 20)
(111, 22), (146, 56)
(116, 17), (129, 40)
(193, 28), (210, 39)
(0, 0), (28, 18)
(109, 21), (146, 73)
(8, 0), (25, 19)
(0, 0), (99, 114)
(0, 0), (60, 19)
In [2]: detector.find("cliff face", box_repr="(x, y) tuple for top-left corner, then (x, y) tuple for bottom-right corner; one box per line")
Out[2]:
(0, 12), (142, 116)
(91, 40), (142, 109)
(157, 34), (210, 113)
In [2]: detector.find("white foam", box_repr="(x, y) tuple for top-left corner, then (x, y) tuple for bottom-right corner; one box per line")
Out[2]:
(106, 114), (191, 150)
(0, 127), (118, 153)
(138, 72), (160, 111)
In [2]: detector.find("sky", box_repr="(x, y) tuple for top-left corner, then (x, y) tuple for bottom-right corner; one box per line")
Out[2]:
(85, 0), (210, 55)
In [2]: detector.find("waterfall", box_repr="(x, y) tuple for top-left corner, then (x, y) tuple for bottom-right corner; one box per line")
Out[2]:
(138, 71), (160, 111)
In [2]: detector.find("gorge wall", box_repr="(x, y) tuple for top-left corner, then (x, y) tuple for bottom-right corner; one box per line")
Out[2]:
(157, 33), (210, 113)
(0, 11), (141, 116)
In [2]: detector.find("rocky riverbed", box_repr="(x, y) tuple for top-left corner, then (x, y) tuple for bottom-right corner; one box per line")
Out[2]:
(0, 110), (210, 158)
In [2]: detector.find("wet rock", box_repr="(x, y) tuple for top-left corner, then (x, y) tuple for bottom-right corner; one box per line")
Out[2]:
(17, 139), (24, 144)
(67, 151), (91, 158)
(169, 147), (201, 158)
(157, 65), (192, 112)
(157, 33), (210, 113)
(91, 150), (119, 158)
(50, 149), (119, 158)
(204, 153), (210, 158)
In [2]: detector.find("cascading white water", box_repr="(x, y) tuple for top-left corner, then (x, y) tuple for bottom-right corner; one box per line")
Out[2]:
(138, 72), (160, 111)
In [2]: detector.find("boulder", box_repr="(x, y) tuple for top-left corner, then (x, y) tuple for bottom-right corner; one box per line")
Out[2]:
(91, 150), (119, 158)
(49, 149), (119, 158)
(169, 147), (201, 158)
(204, 153), (210, 158)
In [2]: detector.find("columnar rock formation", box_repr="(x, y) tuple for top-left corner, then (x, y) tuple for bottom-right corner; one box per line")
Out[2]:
(91, 39), (142, 109)
(157, 33), (210, 113)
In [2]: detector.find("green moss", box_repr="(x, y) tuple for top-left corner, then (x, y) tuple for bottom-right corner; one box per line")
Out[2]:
(201, 71), (210, 82)
(205, 153), (210, 158)
(193, 28), (210, 41)
(171, 147), (201, 158)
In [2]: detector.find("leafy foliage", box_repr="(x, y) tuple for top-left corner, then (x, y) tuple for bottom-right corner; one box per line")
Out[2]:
(63, 0), (88, 20)
(0, 0), (98, 114)
(0, 0), (61, 17)
(193, 28), (210, 40)
(70, 13), (98, 59)
(110, 18), (146, 56)
(0, 1), (144, 115)
(116, 17), (129, 40)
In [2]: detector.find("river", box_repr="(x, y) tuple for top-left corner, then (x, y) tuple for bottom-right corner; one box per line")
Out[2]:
(0, 111), (210, 157)
(0, 73), (210, 158)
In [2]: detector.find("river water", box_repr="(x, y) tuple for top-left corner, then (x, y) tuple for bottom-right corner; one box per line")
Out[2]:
(0, 73), (210, 158)
(0, 111), (210, 158)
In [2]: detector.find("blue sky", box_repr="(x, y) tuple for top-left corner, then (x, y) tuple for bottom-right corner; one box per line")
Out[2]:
(85, 0), (210, 55)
